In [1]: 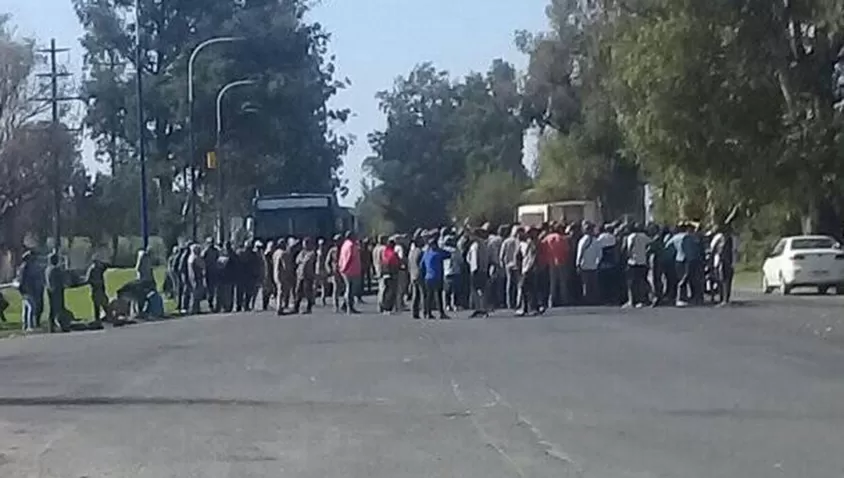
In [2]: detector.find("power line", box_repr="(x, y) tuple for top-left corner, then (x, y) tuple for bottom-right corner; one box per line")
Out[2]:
(32, 39), (79, 334)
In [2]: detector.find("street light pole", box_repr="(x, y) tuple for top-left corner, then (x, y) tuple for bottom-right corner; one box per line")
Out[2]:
(186, 36), (245, 241)
(135, 0), (149, 250)
(215, 79), (256, 244)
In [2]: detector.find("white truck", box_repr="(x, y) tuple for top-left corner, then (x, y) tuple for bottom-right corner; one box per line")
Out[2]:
(516, 200), (602, 227)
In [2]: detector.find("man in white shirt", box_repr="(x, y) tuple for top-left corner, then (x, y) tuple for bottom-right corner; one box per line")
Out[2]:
(467, 229), (490, 317)
(577, 223), (601, 305)
(624, 224), (651, 307)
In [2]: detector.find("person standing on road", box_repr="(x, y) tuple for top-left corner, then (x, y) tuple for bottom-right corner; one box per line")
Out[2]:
(394, 235), (409, 312)
(543, 224), (570, 309)
(646, 224), (666, 306)
(85, 258), (110, 321)
(500, 225), (521, 310)
(408, 233), (425, 319)
(293, 237), (317, 314)
(518, 228), (540, 317)
(325, 235), (343, 312)
(177, 245), (191, 313)
(372, 235), (387, 312)
(467, 228), (490, 318)
(380, 238), (401, 313)
(187, 244), (206, 314)
(45, 253), (68, 331)
(667, 224), (693, 307)
(260, 241), (276, 311)
(217, 242), (237, 313)
(710, 224), (738, 305)
(577, 223), (601, 305)
(271, 240), (288, 315)
(624, 224), (651, 308)
(16, 251), (39, 332)
(420, 234), (450, 320)
(167, 246), (181, 300)
(202, 240), (220, 311)
(486, 224), (505, 309)
(442, 235), (463, 312)
(339, 232), (362, 314)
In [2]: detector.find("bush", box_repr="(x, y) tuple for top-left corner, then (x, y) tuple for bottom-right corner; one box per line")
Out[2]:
(452, 169), (528, 227)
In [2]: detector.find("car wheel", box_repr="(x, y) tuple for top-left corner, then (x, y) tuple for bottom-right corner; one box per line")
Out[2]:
(762, 275), (773, 294)
(836, 284), (844, 295)
(779, 274), (792, 295)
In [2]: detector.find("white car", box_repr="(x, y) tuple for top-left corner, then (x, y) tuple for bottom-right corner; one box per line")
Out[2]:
(762, 235), (844, 295)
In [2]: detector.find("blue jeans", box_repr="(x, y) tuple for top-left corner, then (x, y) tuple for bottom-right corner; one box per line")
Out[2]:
(21, 295), (36, 330)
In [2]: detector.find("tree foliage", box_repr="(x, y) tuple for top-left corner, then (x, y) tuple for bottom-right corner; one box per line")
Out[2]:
(74, 0), (350, 238)
(518, 0), (642, 221)
(363, 61), (528, 231)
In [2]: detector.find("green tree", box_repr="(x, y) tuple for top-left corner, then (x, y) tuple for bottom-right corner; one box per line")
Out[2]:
(519, 0), (642, 221)
(364, 61), (527, 231)
(74, 0), (350, 238)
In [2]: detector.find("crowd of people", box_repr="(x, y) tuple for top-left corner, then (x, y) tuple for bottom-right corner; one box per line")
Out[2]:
(166, 219), (739, 320)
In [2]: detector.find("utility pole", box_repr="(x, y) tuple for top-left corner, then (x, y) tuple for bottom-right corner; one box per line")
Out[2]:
(35, 40), (72, 257)
(32, 39), (78, 334)
(135, 0), (150, 250)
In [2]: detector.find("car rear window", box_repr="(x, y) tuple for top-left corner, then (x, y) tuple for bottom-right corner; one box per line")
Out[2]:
(791, 238), (838, 250)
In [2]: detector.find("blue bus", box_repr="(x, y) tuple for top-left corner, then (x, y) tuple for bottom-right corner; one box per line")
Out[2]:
(251, 193), (356, 241)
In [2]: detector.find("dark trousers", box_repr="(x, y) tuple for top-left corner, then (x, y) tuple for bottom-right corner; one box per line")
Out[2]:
(205, 276), (217, 310)
(520, 270), (538, 314)
(423, 279), (445, 318)
(598, 268), (614, 305)
(216, 282), (234, 313)
(48, 290), (66, 331)
(689, 259), (704, 304)
(651, 262), (664, 305)
(675, 261), (691, 302)
(536, 267), (550, 310)
(505, 268), (520, 310)
(178, 276), (191, 311)
(444, 275), (459, 310)
(718, 264), (734, 303)
(626, 265), (649, 305)
(91, 286), (108, 321)
(581, 269), (599, 305)
(411, 278), (424, 318)
(235, 281), (252, 312)
(294, 278), (314, 313)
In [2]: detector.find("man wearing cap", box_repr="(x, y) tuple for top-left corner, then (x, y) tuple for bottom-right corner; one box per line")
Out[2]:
(293, 237), (318, 314)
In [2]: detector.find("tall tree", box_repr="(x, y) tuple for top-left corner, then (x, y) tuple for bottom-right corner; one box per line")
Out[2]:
(519, 0), (642, 220)
(364, 61), (528, 231)
(0, 17), (82, 256)
(74, 0), (350, 237)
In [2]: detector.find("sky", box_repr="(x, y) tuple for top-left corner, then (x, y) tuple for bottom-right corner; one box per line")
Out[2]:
(0, 0), (551, 202)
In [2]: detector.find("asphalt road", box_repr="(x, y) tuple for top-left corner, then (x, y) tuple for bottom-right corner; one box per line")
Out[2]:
(1, 292), (843, 478)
